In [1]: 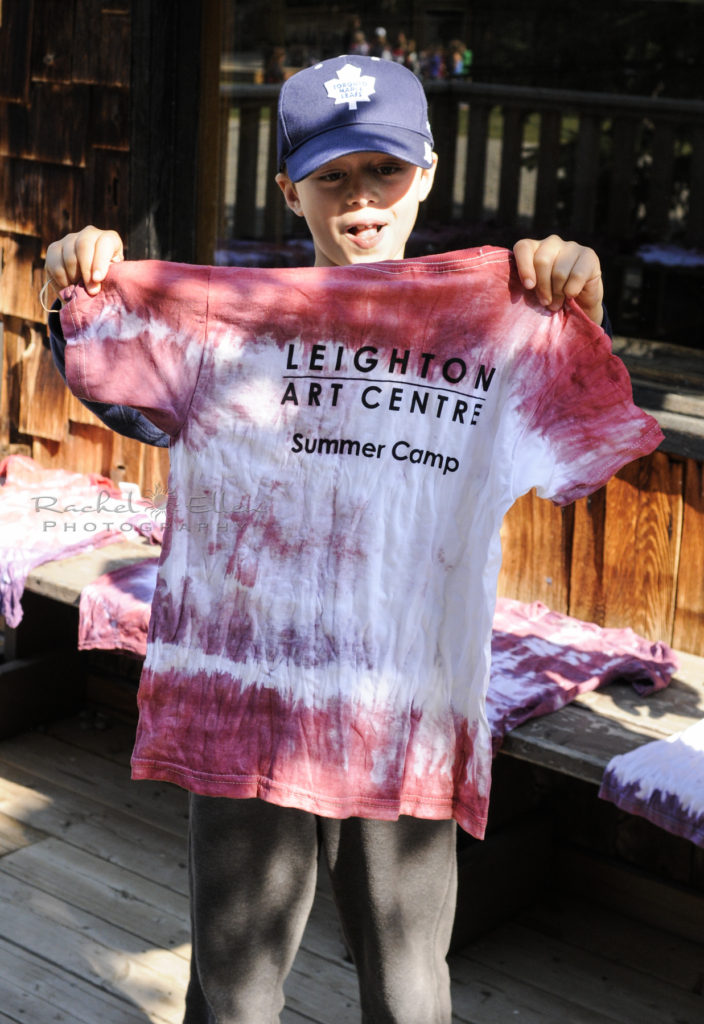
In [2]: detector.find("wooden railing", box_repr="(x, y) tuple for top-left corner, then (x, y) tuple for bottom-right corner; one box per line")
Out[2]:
(220, 80), (704, 250)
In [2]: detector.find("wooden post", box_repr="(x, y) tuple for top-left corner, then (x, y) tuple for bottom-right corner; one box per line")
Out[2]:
(129, 0), (202, 262)
(196, 0), (225, 265)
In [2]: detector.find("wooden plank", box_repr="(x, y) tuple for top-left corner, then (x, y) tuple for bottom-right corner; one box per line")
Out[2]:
(0, 759), (189, 894)
(28, 0), (75, 84)
(32, 420), (116, 478)
(672, 459), (704, 651)
(601, 453), (683, 642)
(0, 314), (13, 446)
(41, 162), (83, 247)
(139, 440), (170, 499)
(128, 0), (200, 262)
(0, 872), (186, 1023)
(463, 100), (490, 222)
(24, 537), (159, 605)
(570, 114), (601, 236)
(72, 0), (131, 87)
(498, 488), (571, 612)
(425, 93), (456, 222)
(458, 918), (704, 1024)
(264, 96), (285, 244)
(0, 652), (84, 739)
(84, 147), (130, 242)
(572, 670), (704, 737)
(28, 83), (89, 165)
(450, 946), (621, 1024)
(195, 0), (225, 264)
(0, 99), (28, 157)
(0, 233), (45, 321)
(0, 934), (153, 1024)
(18, 322), (68, 440)
(569, 486), (606, 625)
(283, 944), (361, 1024)
(497, 106), (523, 225)
(560, 846), (704, 947)
(0, 809), (45, 856)
(523, 893), (704, 999)
(67, 388), (110, 426)
(1, 837), (190, 953)
(533, 109), (561, 233)
(45, 710), (138, 766)
(685, 125), (704, 248)
(499, 703), (643, 784)
(0, 159), (43, 236)
(606, 117), (638, 239)
(88, 85), (130, 152)
(0, 0), (32, 101)
(646, 121), (676, 240)
(0, 731), (189, 837)
(234, 101), (263, 238)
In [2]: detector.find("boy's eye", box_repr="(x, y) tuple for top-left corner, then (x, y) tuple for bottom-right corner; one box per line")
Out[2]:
(376, 164), (403, 175)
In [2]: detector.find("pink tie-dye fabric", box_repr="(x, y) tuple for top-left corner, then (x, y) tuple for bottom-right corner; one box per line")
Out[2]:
(78, 558), (160, 657)
(60, 248), (663, 837)
(0, 454), (157, 628)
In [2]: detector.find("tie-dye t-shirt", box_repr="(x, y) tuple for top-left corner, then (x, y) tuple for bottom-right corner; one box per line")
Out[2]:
(60, 247), (663, 838)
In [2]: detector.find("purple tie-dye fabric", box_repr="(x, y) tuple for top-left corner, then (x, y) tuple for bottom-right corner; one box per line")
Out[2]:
(60, 248), (663, 837)
(488, 598), (677, 753)
(600, 719), (704, 847)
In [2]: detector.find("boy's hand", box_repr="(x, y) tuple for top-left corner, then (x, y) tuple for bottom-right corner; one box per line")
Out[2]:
(513, 235), (604, 326)
(45, 226), (124, 297)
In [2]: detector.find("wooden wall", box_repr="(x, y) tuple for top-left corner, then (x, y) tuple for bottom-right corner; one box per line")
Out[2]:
(0, 0), (208, 496)
(498, 451), (704, 655)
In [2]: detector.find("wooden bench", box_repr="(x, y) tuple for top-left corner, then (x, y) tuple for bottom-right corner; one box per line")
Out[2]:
(3, 539), (702, 769)
(0, 539), (158, 737)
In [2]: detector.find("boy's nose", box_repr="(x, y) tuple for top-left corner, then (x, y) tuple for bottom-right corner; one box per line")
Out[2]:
(346, 172), (377, 205)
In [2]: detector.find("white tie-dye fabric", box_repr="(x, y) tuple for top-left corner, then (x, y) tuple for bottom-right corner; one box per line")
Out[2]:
(60, 249), (663, 837)
(600, 719), (704, 847)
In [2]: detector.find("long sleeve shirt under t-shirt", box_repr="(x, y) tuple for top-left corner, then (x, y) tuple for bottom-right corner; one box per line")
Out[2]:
(59, 247), (663, 838)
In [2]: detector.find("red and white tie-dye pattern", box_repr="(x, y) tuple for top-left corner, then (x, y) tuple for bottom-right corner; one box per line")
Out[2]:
(60, 248), (663, 837)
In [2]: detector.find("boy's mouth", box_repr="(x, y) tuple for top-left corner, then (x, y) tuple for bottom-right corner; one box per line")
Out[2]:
(345, 222), (385, 247)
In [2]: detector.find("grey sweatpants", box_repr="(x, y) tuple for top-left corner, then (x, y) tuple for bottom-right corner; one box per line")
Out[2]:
(183, 795), (457, 1024)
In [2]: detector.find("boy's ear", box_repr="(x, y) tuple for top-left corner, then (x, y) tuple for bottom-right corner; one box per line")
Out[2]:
(418, 153), (438, 203)
(275, 172), (305, 217)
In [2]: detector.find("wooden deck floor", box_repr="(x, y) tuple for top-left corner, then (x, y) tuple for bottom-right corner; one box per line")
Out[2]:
(0, 709), (701, 1024)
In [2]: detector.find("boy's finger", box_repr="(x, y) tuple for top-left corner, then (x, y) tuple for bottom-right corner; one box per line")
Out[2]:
(74, 228), (105, 292)
(45, 237), (73, 291)
(91, 231), (124, 284)
(512, 237), (540, 289)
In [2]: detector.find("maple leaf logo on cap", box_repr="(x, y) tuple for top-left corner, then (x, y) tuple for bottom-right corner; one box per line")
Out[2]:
(324, 63), (376, 110)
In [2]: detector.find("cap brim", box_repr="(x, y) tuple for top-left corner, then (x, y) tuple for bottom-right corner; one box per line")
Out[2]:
(285, 123), (433, 181)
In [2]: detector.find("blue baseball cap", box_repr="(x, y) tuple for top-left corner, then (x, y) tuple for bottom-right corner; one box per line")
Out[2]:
(277, 55), (434, 182)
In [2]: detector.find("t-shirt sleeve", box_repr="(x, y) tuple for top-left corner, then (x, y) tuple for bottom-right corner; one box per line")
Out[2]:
(511, 300), (664, 505)
(59, 260), (210, 438)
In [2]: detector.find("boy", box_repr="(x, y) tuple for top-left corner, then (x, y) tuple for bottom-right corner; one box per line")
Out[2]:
(46, 56), (660, 1024)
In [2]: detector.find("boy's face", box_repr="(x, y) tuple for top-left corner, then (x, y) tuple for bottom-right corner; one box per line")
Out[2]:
(276, 151), (437, 267)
